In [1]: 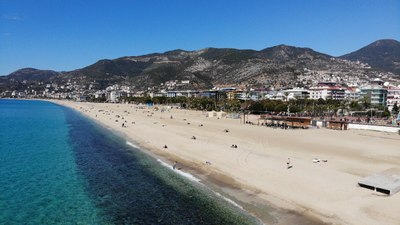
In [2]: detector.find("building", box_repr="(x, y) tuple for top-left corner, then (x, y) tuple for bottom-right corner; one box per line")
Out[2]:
(89, 81), (100, 90)
(265, 91), (286, 101)
(201, 90), (227, 102)
(232, 91), (249, 100)
(166, 90), (199, 98)
(262, 116), (311, 128)
(360, 85), (387, 106)
(283, 88), (309, 100)
(386, 86), (400, 111)
(309, 82), (345, 100)
(108, 91), (120, 102)
(75, 95), (89, 102)
(327, 120), (348, 130)
(344, 87), (361, 101)
(94, 90), (105, 99)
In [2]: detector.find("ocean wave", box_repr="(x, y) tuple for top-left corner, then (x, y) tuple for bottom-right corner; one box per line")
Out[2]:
(126, 141), (140, 149)
(128, 141), (245, 213)
(156, 159), (201, 183)
(214, 191), (244, 210)
(156, 159), (243, 210)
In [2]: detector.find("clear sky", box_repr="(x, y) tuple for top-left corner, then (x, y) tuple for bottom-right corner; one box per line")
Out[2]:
(1, 0), (399, 75)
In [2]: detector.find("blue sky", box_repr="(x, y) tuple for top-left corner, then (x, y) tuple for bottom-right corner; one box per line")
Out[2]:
(1, 0), (399, 75)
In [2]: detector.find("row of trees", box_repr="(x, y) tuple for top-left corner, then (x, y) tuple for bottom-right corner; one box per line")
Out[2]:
(246, 99), (397, 117)
(121, 96), (241, 111)
(114, 95), (399, 118)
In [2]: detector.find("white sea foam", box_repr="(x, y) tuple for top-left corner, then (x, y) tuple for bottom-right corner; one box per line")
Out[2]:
(157, 159), (245, 210)
(128, 142), (245, 212)
(126, 141), (140, 149)
(156, 159), (201, 183)
(214, 191), (244, 209)
(126, 141), (200, 183)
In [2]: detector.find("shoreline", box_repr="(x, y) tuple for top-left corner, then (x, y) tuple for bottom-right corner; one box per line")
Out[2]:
(48, 100), (400, 225)
(71, 106), (283, 225)
(97, 120), (326, 225)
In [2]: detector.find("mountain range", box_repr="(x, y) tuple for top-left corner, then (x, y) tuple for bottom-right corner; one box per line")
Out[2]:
(340, 39), (400, 75)
(2, 39), (400, 91)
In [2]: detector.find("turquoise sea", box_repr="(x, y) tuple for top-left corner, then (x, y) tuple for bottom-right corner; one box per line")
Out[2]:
(0, 99), (259, 225)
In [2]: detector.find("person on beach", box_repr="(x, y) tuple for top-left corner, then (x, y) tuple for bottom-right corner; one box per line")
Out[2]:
(173, 161), (177, 170)
(287, 158), (291, 169)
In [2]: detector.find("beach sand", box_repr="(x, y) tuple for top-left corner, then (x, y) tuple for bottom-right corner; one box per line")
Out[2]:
(53, 100), (400, 225)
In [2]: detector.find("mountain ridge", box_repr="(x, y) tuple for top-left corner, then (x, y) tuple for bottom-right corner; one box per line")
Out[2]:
(6, 68), (60, 81)
(3, 39), (400, 91)
(340, 39), (400, 74)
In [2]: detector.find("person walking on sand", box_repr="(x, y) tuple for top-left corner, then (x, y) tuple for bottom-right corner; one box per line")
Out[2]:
(173, 161), (177, 170)
(287, 158), (291, 169)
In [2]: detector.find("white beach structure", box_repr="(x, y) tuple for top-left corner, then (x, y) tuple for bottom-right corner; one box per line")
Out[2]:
(206, 111), (217, 118)
(358, 168), (400, 195)
(216, 111), (227, 119)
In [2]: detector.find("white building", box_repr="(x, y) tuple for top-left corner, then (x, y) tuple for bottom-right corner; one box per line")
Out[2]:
(283, 88), (309, 100)
(387, 86), (400, 111)
(309, 82), (345, 100)
(94, 90), (105, 99)
(109, 91), (120, 102)
(344, 88), (361, 101)
(265, 91), (286, 101)
(166, 90), (198, 98)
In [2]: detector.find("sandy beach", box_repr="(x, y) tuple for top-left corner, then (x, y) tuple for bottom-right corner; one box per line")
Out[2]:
(52, 100), (400, 225)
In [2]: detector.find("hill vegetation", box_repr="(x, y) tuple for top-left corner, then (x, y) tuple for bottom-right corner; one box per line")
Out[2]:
(2, 39), (400, 91)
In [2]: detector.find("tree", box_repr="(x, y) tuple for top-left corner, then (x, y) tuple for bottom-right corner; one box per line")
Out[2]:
(382, 107), (391, 118)
(263, 100), (278, 112)
(349, 101), (362, 111)
(361, 95), (371, 110)
(289, 105), (301, 113)
(392, 102), (399, 115)
(248, 101), (264, 111)
(274, 103), (287, 112)
(317, 98), (326, 105)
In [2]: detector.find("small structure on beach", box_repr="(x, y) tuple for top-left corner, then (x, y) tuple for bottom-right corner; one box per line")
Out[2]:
(226, 113), (241, 119)
(327, 120), (348, 130)
(285, 117), (312, 128)
(216, 111), (227, 119)
(263, 116), (311, 129)
(206, 111), (217, 118)
(358, 168), (400, 195)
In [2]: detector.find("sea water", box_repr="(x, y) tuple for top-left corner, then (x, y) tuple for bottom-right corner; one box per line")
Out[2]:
(0, 99), (260, 225)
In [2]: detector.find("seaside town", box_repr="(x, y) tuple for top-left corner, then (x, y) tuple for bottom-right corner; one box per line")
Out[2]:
(3, 1), (400, 225)
(2, 76), (400, 127)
